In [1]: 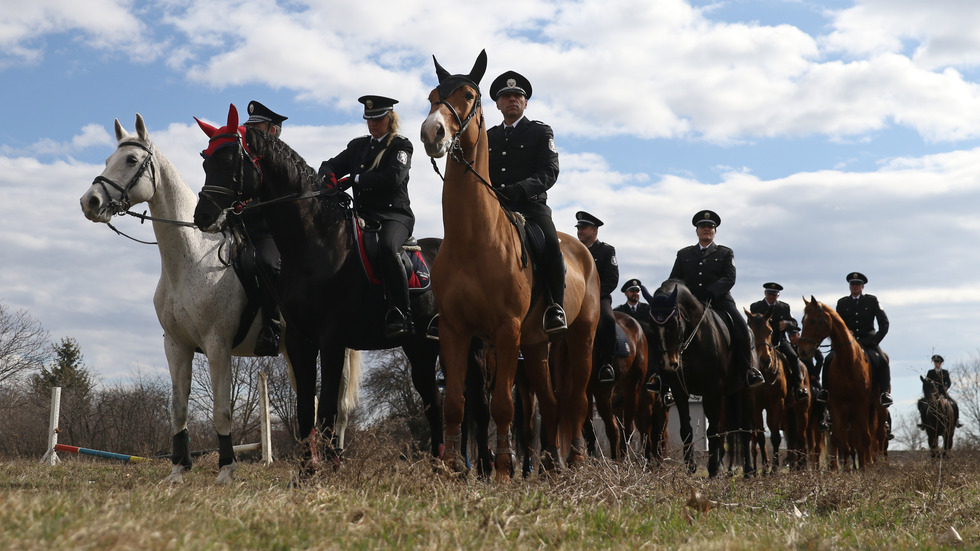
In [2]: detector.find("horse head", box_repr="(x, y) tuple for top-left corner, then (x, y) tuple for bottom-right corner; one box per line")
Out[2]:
(797, 295), (829, 363)
(192, 104), (263, 232)
(81, 114), (157, 223)
(420, 50), (488, 159)
(642, 283), (684, 372)
(921, 375), (940, 400)
(745, 308), (776, 374)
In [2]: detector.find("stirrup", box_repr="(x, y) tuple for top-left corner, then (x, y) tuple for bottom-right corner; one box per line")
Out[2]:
(597, 364), (615, 383)
(644, 375), (662, 393)
(425, 314), (439, 341)
(746, 368), (765, 389)
(880, 392), (893, 407)
(543, 304), (567, 335)
(662, 392), (675, 408)
(385, 307), (413, 339)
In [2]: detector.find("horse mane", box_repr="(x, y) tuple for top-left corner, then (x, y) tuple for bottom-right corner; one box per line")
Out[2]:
(243, 127), (319, 188)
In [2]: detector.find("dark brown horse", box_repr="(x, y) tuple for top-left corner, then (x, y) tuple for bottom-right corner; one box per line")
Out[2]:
(797, 297), (881, 469)
(420, 51), (600, 481)
(919, 375), (955, 458)
(582, 312), (649, 460)
(192, 105), (447, 470)
(643, 280), (754, 477)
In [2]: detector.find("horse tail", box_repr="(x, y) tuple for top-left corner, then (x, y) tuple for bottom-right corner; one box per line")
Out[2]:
(339, 348), (362, 414)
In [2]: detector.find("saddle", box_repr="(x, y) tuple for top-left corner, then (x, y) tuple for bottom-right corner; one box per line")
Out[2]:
(227, 239), (264, 349)
(352, 215), (431, 293)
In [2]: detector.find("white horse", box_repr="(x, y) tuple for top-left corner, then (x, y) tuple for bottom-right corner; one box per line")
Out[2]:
(80, 114), (361, 484)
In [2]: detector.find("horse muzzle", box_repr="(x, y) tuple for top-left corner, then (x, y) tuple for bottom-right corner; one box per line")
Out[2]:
(80, 186), (115, 223)
(420, 114), (449, 158)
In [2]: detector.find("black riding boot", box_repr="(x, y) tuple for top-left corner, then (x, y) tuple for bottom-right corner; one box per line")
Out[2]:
(780, 340), (807, 399)
(254, 281), (281, 357)
(726, 304), (763, 388)
(382, 256), (413, 340)
(544, 253), (567, 335)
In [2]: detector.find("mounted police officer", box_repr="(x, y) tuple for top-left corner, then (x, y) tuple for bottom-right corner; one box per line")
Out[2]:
(487, 70), (566, 335)
(317, 95), (415, 339)
(615, 278), (651, 323)
(575, 211), (618, 383)
(919, 354), (962, 428)
(788, 321), (828, 430)
(835, 272), (892, 407)
(749, 282), (808, 400)
(242, 100), (286, 356)
(668, 210), (764, 389)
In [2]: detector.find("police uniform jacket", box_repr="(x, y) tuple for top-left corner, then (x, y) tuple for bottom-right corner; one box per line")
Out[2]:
(487, 116), (559, 217)
(926, 368), (952, 392)
(318, 134), (414, 229)
(668, 243), (736, 305)
(835, 294), (888, 344)
(749, 299), (797, 345)
(588, 240), (619, 299)
(615, 301), (651, 322)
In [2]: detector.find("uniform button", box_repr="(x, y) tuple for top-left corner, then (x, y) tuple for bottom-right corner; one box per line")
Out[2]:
(501, 168), (507, 172)
(502, 151), (507, 156)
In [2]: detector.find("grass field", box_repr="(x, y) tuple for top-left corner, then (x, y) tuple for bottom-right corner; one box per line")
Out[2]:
(2, 439), (977, 550)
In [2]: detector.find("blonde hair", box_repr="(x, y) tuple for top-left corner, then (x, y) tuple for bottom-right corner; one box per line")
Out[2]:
(387, 110), (400, 137)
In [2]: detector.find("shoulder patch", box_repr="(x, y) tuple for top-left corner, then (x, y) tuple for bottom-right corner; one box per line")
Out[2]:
(611, 254), (618, 267)
(396, 150), (408, 165)
(548, 138), (557, 153)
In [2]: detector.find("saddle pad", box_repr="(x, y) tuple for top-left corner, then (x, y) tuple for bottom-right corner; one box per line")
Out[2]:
(353, 218), (431, 292)
(614, 323), (631, 358)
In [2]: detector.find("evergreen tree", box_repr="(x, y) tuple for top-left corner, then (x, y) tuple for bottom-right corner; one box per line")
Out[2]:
(31, 337), (95, 395)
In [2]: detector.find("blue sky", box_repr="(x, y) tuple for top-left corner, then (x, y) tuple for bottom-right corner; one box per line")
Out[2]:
(5, 0), (980, 439)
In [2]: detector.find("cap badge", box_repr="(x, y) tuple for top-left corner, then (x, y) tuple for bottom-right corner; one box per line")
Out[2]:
(366, 100), (374, 108)
(506, 78), (516, 88)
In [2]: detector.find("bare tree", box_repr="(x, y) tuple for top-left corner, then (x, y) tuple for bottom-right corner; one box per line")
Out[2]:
(360, 349), (430, 448)
(0, 302), (49, 386)
(951, 352), (980, 449)
(892, 409), (925, 451)
(190, 354), (271, 444)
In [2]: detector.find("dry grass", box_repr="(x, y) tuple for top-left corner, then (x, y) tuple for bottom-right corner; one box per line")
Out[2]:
(1, 436), (977, 550)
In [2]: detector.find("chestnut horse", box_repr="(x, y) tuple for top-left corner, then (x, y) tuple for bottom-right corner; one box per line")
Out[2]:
(797, 297), (881, 469)
(420, 50), (600, 481)
(744, 309), (788, 474)
(919, 376), (956, 458)
(582, 312), (649, 460)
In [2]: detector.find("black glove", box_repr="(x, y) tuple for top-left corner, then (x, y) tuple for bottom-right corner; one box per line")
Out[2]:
(498, 184), (525, 202)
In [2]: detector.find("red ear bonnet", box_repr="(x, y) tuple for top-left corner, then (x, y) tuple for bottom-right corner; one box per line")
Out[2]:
(197, 103), (248, 158)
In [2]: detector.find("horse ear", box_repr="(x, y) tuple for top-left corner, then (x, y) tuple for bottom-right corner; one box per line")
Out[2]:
(195, 117), (218, 138)
(433, 55), (450, 83)
(135, 113), (148, 141)
(114, 119), (128, 142)
(469, 49), (488, 84)
(669, 286), (679, 303)
(640, 284), (654, 304)
(227, 103), (240, 129)
(743, 307), (751, 318)
(809, 295), (817, 304)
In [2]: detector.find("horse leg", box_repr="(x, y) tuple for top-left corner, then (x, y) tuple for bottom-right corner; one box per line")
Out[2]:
(562, 321), (597, 468)
(513, 369), (537, 477)
(203, 349), (238, 485)
(524, 341), (559, 473)
(489, 328), (524, 482)
(705, 399), (723, 477)
(583, 391), (599, 457)
(674, 394), (696, 473)
(465, 339), (493, 477)
(768, 403), (784, 475)
(286, 340), (320, 474)
(403, 341), (445, 458)
(163, 339), (194, 484)
(595, 384), (620, 460)
(437, 326), (470, 474)
(317, 344), (347, 468)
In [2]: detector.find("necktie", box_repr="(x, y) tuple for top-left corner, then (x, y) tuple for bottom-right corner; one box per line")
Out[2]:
(631, 306), (636, 313)
(504, 126), (513, 139)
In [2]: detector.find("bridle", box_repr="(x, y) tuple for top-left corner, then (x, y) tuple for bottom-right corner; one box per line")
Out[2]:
(91, 140), (157, 216)
(198, 129), (263, 219)
(652, 299), (710, 356)
(428, 79), (493, 191)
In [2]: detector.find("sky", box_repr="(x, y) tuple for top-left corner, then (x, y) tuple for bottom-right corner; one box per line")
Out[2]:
(4, 0), (980, 437)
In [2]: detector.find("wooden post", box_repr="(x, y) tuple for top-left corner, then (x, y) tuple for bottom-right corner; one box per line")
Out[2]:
(258, 371), (273, 465)
(40, 387), (62, 466)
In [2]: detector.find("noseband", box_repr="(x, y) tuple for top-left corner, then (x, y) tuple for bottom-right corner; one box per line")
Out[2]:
(91, 140), (157, 215)
(429, 79), (492, 189)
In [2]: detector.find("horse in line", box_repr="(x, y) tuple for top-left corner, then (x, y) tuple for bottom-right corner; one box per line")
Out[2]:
(582, 312), (649, 461)
(192, 105), (446, 471)
(420, 50), (600, 481)
(80, 114), (359, 483)
(643, 280), (754, 477)
(919, 375), (956, 458)
(797, 297), (882, 470)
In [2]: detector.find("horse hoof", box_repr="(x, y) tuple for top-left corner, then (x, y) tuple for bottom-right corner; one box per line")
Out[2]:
(161, 464), (190, 485)
(215, 462), (238, 485)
